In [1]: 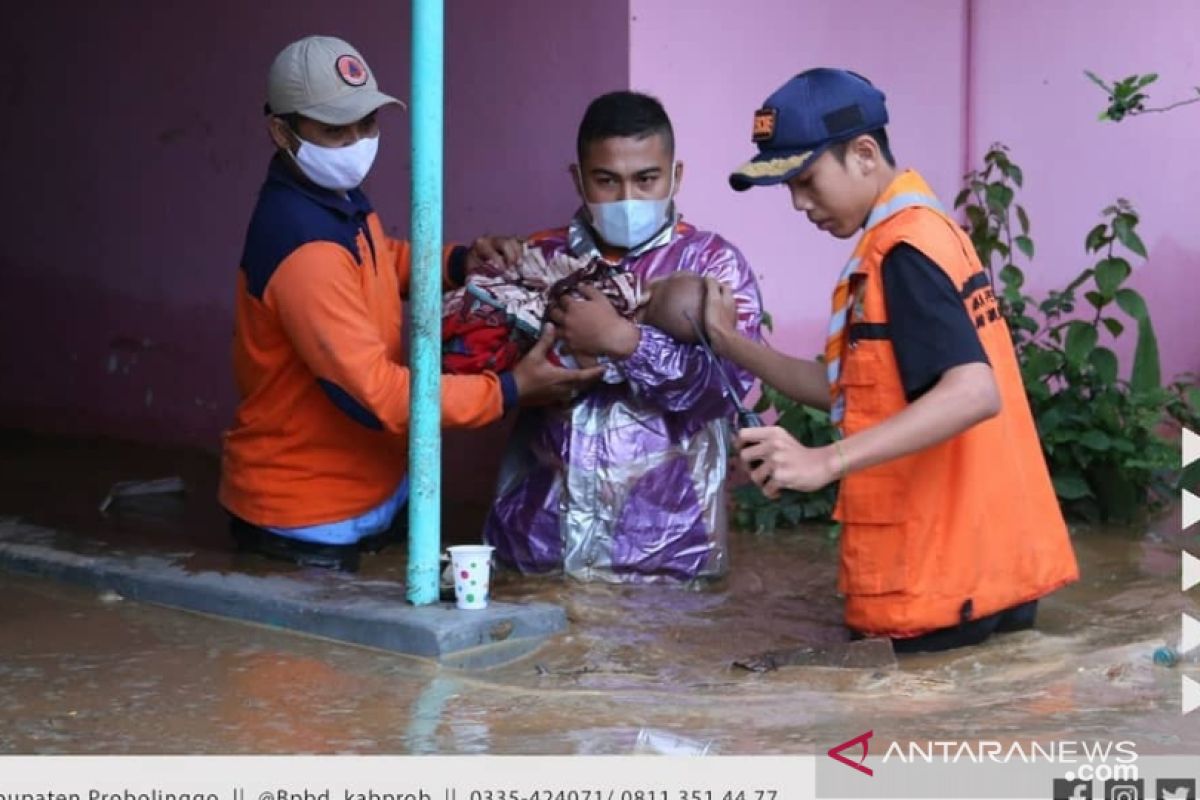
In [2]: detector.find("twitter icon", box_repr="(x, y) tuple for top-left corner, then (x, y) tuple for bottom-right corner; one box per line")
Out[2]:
(1157, 779), (1195, 800)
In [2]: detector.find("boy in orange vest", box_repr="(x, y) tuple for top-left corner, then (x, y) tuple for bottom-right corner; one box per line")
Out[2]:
(709, 68), (1079, 652)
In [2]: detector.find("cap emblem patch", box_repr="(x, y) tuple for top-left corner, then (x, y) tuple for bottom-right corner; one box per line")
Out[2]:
(335, 55), (368, 87)
(752, 108), (777, 142)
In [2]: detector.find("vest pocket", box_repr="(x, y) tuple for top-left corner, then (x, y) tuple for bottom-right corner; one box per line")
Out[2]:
(839, 349), (883, 416)
(837, 473), (908, 595)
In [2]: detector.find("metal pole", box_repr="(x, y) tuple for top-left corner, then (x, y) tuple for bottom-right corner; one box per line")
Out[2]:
(407, 0), (444, 605)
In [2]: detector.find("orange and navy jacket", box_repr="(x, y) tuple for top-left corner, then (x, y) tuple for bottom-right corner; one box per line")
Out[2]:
(831, 170), (1079, 637)
(220, 157), (514, 528)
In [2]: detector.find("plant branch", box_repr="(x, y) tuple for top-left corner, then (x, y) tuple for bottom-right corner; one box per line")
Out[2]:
(1135, 96), (1200, 114)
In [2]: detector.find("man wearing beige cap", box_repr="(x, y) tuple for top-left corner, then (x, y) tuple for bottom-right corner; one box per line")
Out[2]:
(220, 35), (600, 571)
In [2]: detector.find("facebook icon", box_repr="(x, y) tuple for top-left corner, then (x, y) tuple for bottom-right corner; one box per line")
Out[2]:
(1053, 779), (1094, 800)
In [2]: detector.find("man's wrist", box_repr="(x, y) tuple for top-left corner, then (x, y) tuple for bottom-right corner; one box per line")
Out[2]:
(708, 325), (734, 358)
(607, 320), (642, 359)
(826, 440), (849, 483)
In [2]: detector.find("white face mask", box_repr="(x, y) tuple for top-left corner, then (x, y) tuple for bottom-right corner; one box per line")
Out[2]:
(289, 134), (379, 191)
(584, 164), (677, 249)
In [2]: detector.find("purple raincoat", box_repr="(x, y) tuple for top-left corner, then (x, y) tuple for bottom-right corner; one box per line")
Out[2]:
(484, 212), (763, 582)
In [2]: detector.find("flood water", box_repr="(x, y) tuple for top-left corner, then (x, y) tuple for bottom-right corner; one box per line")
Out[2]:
(1, 431), (1197, 755)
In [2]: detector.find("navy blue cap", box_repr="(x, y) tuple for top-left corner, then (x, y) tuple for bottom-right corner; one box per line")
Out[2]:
(729, 68), (888, 191)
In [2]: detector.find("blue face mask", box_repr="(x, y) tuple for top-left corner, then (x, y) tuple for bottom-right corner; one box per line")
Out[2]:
(585, 164), (677, 249)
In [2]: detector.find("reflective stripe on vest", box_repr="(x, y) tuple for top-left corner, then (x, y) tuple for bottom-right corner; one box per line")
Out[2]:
(826, 179), (945, 425)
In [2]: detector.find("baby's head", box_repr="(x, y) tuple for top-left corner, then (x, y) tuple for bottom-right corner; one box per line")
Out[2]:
(638, 272), (706, 343)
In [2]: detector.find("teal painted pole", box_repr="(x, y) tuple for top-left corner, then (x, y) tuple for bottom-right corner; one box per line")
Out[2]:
(407, 0), (444, 605)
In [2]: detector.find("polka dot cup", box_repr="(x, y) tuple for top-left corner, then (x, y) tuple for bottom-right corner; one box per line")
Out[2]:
(446, 545), (495, 610)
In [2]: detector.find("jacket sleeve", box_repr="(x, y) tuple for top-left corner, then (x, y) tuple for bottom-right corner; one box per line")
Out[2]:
(382, 221), (471, 298)
(614, 237), (763, 418)
(266, 240), (506, 431)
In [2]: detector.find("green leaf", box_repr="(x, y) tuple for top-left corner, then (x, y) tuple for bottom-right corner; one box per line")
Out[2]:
(1065, 321), (1098, 366)
(1115, 287), (1148, 320)
(1007, 163), (1024, 188)
(1084, 70), (1112, 92)
(1114, 289), (1160, 391)
(954, 188), (971, 208)
(1014, 236), (1034, 259)
(1095, 257), (1132, 297)
(1113, 78), (1137, 100)
(1185, 386), (1200, 413)
(1038, 408), (1064, 437)
(760, 310), (774, 332)
(1026, 381), (1053, 403)
(1130, 315), (1162, 393)
(1113, 214), (1148, 258)
(1024, 347), (1061, 379)
(1085, 290), (1106, 309)
(1013, 314), (1039, 334)
(1017, 206), (1030, 236)
(1079, 430), (1112, 451)
(1089, 462), (1142, 523)
(1102, 317), (1125, 337)
(986, 183), (1014, 213)
(965, 205), (988, 231)
(1135, 73), (1159, 89)
(999, 264), (1024, 290)
(1065, 268), (1095, 294)
(1085, 223), (1109, 252)
(1110, 438), (1136, 454)
(997, 159), (1024, 187)
(1089, 347), (1119, 385)
(1053, 472), (1093, 500)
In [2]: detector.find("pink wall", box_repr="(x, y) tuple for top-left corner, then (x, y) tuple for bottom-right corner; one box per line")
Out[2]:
(444, 0), (630, 243)
(970, 0), (1200, 379)
(0, 1), (420, 449)
(3, 0), (1194, 510)
(0, 2), (628, 501)
(631, 0), (1199, 379)
(631, 0), (968, 362)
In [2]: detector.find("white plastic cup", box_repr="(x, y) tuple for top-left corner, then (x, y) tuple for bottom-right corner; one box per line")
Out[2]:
(446, 545), (495, 610)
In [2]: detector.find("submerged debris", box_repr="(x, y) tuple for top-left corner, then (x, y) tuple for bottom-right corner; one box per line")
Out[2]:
(98, 476), (186, 514)
(733, 637), (897, 672)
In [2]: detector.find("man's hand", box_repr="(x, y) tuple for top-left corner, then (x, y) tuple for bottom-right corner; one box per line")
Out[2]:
(547, 285), (640, 358)
(464, 235), (524, 274)
(737, 426), (840, 498)
(512, 324), (606, 406)
(702, 277), (739, 357)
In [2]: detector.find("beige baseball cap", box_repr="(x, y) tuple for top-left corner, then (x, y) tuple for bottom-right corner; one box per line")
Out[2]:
(267, 35), (404, 125)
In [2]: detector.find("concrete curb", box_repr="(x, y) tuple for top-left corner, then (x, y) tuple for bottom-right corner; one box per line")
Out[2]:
(0, 518), (565, 668)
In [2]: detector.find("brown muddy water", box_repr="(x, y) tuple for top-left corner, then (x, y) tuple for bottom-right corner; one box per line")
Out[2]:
(0, 431), (1197, 755)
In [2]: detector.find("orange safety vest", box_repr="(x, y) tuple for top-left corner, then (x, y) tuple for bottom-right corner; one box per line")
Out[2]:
(831, 170), (1079, 638)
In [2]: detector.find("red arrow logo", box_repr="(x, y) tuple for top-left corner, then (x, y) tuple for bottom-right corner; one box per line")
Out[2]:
(827, 730), (874, 776)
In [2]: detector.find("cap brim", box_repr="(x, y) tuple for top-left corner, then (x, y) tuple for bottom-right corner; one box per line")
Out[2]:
(299, 90), (406, 125)
(728, 143), (831, 192)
